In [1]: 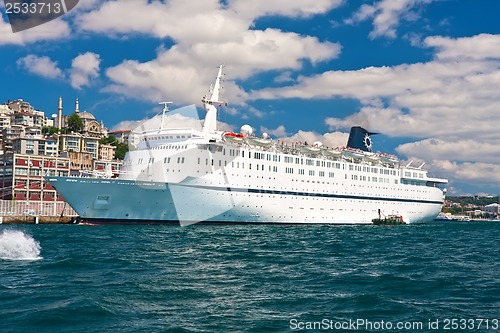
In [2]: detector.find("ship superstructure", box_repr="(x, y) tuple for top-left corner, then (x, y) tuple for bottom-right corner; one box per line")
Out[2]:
(48, 66), (447, 225)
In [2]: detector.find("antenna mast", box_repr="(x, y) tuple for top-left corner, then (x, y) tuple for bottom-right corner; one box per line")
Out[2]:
(158, 101), (173, 130)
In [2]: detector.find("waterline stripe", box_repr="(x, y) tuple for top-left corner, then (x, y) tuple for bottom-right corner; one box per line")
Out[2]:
(178, 184), (444, 205)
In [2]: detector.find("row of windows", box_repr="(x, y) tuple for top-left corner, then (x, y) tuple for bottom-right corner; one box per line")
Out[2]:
(351, 174), (394, 184)
(404, 171), (424, 179)
(151, 144), (189, 150)
(142, 135), (189, 142)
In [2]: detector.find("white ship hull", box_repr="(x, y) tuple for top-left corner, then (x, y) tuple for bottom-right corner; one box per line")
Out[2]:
(49, 175), (444, 225)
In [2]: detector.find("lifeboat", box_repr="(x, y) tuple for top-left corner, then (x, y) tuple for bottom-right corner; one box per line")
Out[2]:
(300, 146), (321, 155)
(341, 148), (364, 159)
(379, 153), (399, 165)
(246, 137), (272, 147)
(363, 152), (380, 163)
(222, 132), (244, 143)
(321, 148), (342, 158)
(300, 141), (322, 155)
(246, 132), (272, 147)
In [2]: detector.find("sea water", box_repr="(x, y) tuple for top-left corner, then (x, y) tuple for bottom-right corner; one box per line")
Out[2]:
(0, 222), (499, 333)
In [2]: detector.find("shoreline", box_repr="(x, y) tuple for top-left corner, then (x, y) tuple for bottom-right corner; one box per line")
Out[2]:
(0, 215), (76, 224)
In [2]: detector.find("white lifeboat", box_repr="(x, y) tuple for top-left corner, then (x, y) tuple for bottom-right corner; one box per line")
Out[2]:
(342, 148), (365, 160)
(222, 132), (244, 143)
(379, 153), (399, 164)
(300, 142), (322, 155)
(321, 147), (342, 158)
(246, 133), (272, 147)
(363, 152), (380, 163)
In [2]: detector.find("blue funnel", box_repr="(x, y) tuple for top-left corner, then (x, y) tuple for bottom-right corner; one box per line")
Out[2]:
(346, 126), (377, 152)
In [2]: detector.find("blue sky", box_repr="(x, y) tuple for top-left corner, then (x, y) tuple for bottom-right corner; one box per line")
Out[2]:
(1, 0), (500, 195)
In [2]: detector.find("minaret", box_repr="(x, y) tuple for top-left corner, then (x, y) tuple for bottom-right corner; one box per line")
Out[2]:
(74, 98), (79, 113)
(57, 96), (63, 130)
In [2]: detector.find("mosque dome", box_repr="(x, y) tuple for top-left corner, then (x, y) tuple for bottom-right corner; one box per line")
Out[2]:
(78, 111), (96, 120)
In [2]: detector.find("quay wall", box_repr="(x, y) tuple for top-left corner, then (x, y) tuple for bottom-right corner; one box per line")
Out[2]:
(0, 200), (77, 224)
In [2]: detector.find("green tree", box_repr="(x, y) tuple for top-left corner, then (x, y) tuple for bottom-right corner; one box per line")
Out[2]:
(99, 134), (129, 160)
(114, 142), (129, 160)
(99, 134), (117, 145)
(42, 126), (59, 135)
(67, 113), (84, 133)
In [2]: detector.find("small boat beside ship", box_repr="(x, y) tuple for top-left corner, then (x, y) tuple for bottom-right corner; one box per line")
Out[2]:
(372, 215), (407, 225)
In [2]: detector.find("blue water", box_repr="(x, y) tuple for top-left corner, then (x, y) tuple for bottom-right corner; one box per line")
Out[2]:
(1, 222), (499, 332)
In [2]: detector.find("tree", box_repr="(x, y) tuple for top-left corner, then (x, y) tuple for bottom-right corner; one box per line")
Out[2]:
(99, 134), (117, 145)
(67, 113), (84, 133)
(99, 134), (129, 160)
(42, 126), (59, 135)
(114, 142), (128, 160)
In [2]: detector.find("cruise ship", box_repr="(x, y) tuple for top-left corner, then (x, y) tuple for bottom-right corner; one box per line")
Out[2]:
(48, 66), (447, 225)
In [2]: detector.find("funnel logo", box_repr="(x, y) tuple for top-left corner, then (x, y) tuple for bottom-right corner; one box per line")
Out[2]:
(3, 0), (79, 33)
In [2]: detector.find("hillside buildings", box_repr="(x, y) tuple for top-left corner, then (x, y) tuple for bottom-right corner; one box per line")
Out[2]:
(0, 98), (123, 202)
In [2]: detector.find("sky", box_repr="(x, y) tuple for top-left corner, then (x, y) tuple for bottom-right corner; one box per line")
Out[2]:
(1, 0), (500, 196)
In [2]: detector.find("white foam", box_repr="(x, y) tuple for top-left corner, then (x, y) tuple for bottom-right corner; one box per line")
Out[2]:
(0, 230), (42, 261)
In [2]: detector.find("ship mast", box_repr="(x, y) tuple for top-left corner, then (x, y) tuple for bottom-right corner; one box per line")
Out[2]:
(202, 65), (225, 134)
(158, 101), (173, 130)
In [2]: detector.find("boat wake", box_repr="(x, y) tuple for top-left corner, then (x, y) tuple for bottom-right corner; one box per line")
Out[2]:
(0, 230), (42, 261)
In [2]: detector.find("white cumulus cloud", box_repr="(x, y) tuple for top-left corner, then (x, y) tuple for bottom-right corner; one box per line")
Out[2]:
(70, 52), (101, 89)
(16, 54), (64, 79)
(346, 0), (434, 39)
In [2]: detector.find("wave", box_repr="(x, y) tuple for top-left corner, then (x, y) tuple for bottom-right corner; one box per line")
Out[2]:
(0, 229), (42, 261)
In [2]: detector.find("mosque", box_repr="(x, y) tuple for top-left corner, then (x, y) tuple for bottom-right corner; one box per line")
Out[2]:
(56, 97), (107, 138)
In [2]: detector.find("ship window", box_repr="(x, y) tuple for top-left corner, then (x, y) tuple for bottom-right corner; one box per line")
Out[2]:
(242, 151), (244, 157)
(197, 157), (200, 164)
(182, 157), (185, 163)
